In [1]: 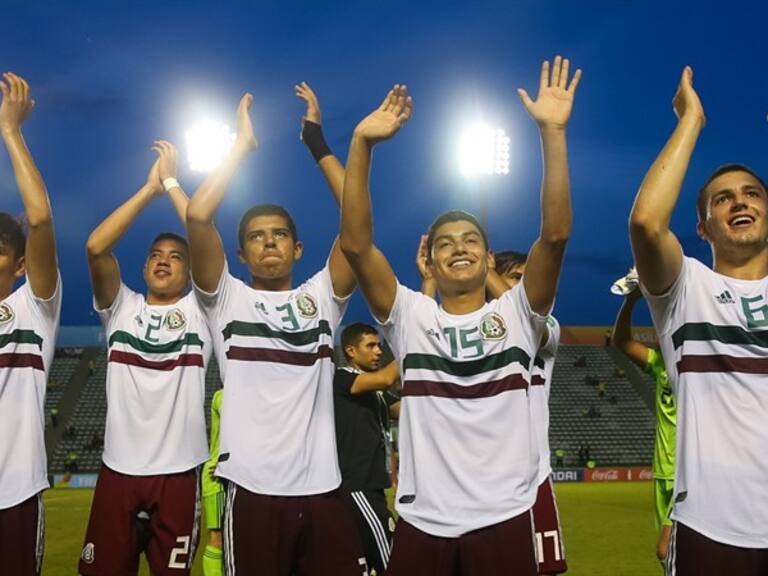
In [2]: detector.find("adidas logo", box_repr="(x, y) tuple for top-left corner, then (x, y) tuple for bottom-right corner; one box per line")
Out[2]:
(715, 290), (735, 304)
(425, 328), (440, 339)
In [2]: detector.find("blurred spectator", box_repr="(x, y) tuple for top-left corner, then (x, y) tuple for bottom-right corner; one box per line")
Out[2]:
(574, 356), (587, 368)
(50, 407), (59, 428)
(554, 447), (566, 468)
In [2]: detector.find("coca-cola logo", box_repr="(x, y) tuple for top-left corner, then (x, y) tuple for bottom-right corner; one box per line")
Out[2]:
(590, 469), (620, 481)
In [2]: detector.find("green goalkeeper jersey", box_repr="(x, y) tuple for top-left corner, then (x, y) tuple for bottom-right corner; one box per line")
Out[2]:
(202, 389), (224, 497)
(645, 348), (676, 480)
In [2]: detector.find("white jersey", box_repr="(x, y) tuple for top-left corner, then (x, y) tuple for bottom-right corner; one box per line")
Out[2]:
(643, 256), (768, 548)
(194, 263), (349, 496)
(0, 277), (61, 510)
(98, 284), (210, 475)
(531, 317), (560, 485)
(382, 282), (547, 537)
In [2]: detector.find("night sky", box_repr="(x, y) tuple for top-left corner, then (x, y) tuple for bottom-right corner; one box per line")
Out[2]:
(1, 0), (765, 328)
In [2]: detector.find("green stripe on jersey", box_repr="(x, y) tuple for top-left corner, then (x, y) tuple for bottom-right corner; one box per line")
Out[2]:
(108, 330), (204, 354)
(404, 346), (531, 378)
(672, 322), (768, 350)
(0, 329), (43, 350)
(222, 320), (331, 346)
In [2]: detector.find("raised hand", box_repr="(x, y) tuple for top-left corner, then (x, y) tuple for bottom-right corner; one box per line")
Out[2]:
(145, 157), (163, 196)
(295, 81), (322, 125)
(152, 140), (178, 182)
(353, 84), (413, 145)
(0, 72), (34, 132)
(672, 66), (705, 126)
(517, 56), (581, 129)
(234, 93), (258, 153)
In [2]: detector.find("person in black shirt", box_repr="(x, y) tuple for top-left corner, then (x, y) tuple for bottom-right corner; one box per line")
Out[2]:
(334, 323), (400, 576)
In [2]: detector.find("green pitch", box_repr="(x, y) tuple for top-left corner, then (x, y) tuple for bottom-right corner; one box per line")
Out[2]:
(42, 482), (659, 575)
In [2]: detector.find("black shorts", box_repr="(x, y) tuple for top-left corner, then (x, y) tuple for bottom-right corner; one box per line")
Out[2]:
(222, 483), (366, 576)
(344, 490), (395, 575)
(0, 493), (44, 576)
(666, 521), (768, 576)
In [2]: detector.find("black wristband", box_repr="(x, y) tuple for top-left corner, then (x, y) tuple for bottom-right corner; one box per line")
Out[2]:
(301, 120), (333, 163)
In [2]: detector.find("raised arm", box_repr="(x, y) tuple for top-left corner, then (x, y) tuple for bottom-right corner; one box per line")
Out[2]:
(295, 82), (355, 297)
(152, 140), (189, 223)
(86, 156), (165, 309)
(349, 361), (400, 394)
(611, 288), (651, 368)
(517, 57), (580, 315)
(630, 67), (704, 295)
(0, 73), (57, 298)
(340, 85), (413, 321)
(186, 94), (257, 292)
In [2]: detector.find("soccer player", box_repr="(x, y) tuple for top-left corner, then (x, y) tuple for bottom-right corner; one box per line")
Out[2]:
(610, 276), (676, 562)
(334, 323), (401, 576)
(340, 55), (580, 575)
(630, 66), (768, 574)
(201, 389), (224, 576)
(79, 141), (211, 576)
(185, 88), (364, 575)
(0, 72), (61, 576)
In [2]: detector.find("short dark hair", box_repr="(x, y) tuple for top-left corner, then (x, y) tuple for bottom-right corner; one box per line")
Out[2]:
(0, 212), (26, 260)
(425, 210), (489, 263)
(238, 204), (298, 248)
(149, 232), (188, 254)
(494, 250), (528, 275)
(341, 323), (379, 360)
(697, 164), (768, 222)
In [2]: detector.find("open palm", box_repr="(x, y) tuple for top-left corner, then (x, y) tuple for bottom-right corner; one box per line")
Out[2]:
(354, 85), (414, 144)
(518, 56), (581, 128)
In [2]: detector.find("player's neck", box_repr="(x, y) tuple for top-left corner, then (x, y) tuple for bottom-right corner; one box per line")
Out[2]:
(146, 291), (184, 306)
(250, 274), (293, 291)
(439, 286), (486, 315)
(712, 243), (768, 280)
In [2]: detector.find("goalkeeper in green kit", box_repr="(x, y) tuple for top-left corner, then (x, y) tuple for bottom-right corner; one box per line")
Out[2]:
(202, 389), (224, 576)
(611, 268), (677, 564)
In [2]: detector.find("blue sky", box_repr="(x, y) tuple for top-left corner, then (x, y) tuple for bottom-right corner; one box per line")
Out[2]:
(1, 0), (765, 326)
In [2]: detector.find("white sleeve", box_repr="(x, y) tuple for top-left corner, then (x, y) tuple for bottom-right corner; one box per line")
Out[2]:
(94, 281), (132, 331)
(377, 283), (418, 361)
(301, 265), (352, 329)
(540, 316), (561, 359)
(500, 282), (548, 361)
(21, 272), (62, 329)
(641, 257), (691, 336)
(192, 261), (235, 320)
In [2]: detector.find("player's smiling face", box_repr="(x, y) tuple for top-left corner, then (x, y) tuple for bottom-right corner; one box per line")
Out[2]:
(143, 238), (189, 301)
(699, 170), (768, 251)
(238, 214), (303, 283)
(429, 220), (492, 294)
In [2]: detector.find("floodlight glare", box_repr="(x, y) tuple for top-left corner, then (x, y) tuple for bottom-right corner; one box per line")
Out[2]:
(185, 120), (236, 173)
(458, 124), (510, 177)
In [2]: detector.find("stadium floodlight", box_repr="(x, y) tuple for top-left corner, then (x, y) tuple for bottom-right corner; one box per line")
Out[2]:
(458, 124), (510, 177)
(185, 119), (237, 173)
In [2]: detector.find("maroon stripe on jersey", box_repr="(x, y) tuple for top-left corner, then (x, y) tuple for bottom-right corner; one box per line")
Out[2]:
(0, 352), (44, 371)
(108, 350), (205, 370)
(677, 354), (768, 374)
(226, 345), (334, 366)
(403, 373), (529, 399)
(531, 375), (546, 387)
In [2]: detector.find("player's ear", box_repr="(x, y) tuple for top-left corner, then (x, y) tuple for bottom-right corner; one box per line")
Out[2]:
(237, 247), (246, 264)
(487, 250), (496, 271)
(293, 240), (303, 261)
(696, 220), (708, 241)
(13, 255), (25, 279)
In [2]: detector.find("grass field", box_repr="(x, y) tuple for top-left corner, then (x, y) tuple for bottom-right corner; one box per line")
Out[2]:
(43, 482), (660, 575)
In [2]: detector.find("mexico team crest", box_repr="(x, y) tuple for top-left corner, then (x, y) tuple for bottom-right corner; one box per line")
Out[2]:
(0, 302), (14, 324)
(479, 312), (506, 340)
(81, 542), (95, 564)
(296, 292), (318, 318)
(164, 308), (187, 331)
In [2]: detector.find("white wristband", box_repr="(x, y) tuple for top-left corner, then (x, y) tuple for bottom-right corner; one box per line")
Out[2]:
(162, 177), (180, 191)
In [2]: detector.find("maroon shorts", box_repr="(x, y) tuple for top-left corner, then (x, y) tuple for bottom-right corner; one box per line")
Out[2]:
(531, 476), (567, 574)
(222, 483), (366, 576)
(79, 464), (201, 576)
(386, 510), (538, 576)
(666, 522), (768, 576)
(0, 493), (44, 576)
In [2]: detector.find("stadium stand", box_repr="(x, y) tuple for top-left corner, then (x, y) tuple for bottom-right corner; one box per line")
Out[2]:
(44, 350), (84, 430)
